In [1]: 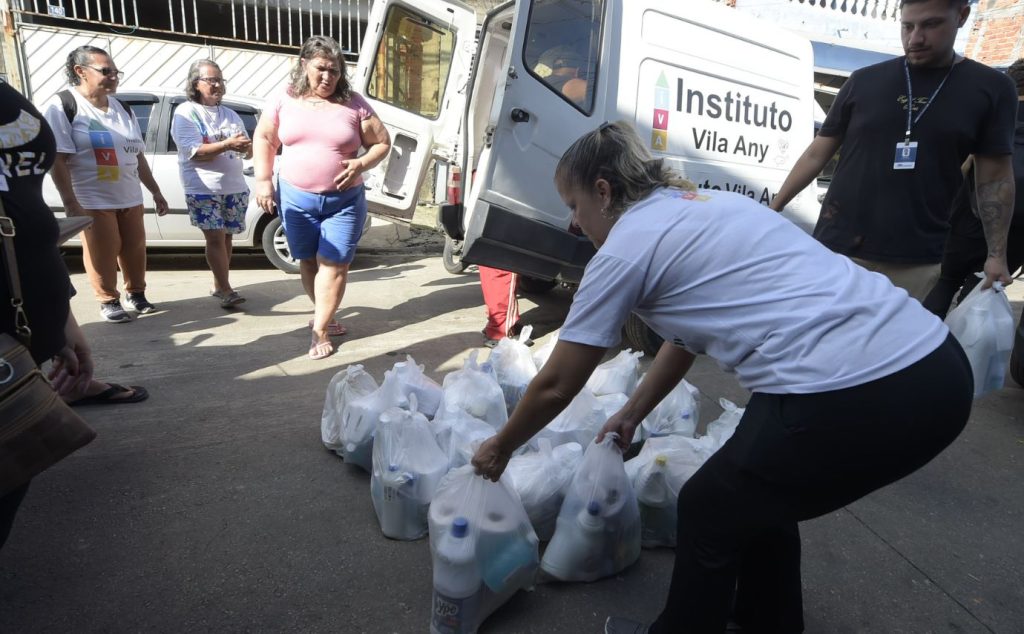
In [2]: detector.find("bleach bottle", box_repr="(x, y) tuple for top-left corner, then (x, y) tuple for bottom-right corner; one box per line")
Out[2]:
(431, 517), (482, 634)
(541, 500), (606, 580)
(636, 455), (677, 548)
(378, 464), (422, 540)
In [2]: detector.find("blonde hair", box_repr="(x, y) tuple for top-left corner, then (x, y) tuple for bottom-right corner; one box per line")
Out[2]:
(555, 121), (695, 218)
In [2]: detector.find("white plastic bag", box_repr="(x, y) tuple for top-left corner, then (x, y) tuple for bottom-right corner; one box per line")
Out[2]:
(505, 439), (584, 541)
(437, 351), (508, 430)
(703, 398), (745, 449)
(433, 406), (497, 470)
(321, 365), (379, 452)
(595, 393), (643, 448)
(428, 465), (539, 634)
(945, 281), (1016, 398)
(339, 368), (408, 472)
(540, 434), (641, 582)
(487, 326), (538, 412)
(532, 330), (559, 370)
(627, 435), (712, 548)
(586, 349), (644, 397)
(392, 355), (444, 418)
(534, 387), (607, 449)
(371, 395), (449, 540)
(640, 378), (700, 440)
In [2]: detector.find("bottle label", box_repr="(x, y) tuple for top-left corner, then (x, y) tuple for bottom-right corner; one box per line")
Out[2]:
(432, 590), (476, 634)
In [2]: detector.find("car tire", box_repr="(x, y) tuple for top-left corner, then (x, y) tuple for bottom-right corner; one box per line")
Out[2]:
(518, 275), (558, 295)
(442, 235), (469, 274)
(623, 312), (663, 357)
(261, 216), (300, 274)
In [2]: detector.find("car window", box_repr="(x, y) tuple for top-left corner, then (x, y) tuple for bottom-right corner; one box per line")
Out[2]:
(524, 0), (604, 114)
(122, 101), (155, 138)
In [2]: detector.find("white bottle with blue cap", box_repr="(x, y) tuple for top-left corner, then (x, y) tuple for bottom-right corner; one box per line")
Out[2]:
(431, 517), (482, 634)
(540, 499), (606, 580)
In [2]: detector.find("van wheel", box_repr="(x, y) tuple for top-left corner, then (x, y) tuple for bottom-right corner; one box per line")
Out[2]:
(624, 313), (663, 357)
(518, 275), (558, 295)
(261, 216), (300, 274)
(443, 236), (469, 274)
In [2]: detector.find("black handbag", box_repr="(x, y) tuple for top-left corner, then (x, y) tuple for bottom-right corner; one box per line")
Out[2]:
(0, 199), (96, 497)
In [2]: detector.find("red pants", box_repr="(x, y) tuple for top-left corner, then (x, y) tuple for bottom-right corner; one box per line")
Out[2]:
(479, 265), (519, 340)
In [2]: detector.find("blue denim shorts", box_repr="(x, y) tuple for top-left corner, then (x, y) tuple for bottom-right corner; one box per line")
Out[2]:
(276, 179), (367, 264)
(185, 192), (248, 234)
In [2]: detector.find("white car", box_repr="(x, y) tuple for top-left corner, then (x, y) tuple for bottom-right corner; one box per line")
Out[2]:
(43, 88), (302, 273)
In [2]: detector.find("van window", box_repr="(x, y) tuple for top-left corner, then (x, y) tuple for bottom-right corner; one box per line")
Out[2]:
(367, 5), (457, 120)
(524, 0), (604, 114)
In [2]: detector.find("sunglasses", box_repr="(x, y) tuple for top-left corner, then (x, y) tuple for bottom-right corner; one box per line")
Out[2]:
(82, 65), (124, 79)
(198, 77), (227, 85)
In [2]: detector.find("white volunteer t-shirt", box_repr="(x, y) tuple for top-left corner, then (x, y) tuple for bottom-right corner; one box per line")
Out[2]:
(560, 188), (950, 394)
(170, 101), (249, 195)
(41, 90), (145, 209)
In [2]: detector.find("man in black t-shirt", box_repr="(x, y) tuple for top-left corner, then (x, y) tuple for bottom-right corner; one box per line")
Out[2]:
(771, 0), (1017, 301)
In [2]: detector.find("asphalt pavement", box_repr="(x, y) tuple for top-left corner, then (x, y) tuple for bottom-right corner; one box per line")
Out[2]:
(0, 244), (1021, 633)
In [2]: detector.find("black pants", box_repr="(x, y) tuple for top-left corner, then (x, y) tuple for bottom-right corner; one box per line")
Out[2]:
(650, 335), (973, 633)
(0, 482), (30, 551)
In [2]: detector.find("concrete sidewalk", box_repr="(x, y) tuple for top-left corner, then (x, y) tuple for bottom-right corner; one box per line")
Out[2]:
(1, 253), (1021, 633)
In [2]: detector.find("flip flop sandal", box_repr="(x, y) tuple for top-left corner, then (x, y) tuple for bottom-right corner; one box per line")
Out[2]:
(220, 291), (246, 308)
(69, 383), (149, 407)
(308, 319), (347, 336)
(309, 339), (335, 360)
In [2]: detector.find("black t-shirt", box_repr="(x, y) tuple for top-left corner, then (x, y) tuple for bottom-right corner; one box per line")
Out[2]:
(0, 80), (72, 364)
(814, 56), (1018, 264)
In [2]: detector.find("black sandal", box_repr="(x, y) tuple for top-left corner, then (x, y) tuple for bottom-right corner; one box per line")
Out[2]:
(68, 383), (149, 407)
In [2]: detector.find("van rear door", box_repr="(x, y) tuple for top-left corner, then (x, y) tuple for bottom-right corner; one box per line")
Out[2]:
(459, 0), (606, 283)
(354, 0), (476, 222)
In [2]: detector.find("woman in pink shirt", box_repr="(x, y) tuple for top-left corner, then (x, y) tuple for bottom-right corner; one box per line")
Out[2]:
(252, 36), (391, 359)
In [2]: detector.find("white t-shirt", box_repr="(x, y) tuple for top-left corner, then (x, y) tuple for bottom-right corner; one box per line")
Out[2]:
(170, 101), (249, 195)
(559, 188), (950, 394)
(41, 90), (145, 209)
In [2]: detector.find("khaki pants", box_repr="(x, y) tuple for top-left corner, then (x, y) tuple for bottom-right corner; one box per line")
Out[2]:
(79, 205), (147, 303)
(850, 257), (940, 303)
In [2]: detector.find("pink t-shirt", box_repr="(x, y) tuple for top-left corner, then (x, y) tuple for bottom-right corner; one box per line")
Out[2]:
(267, 90), (376, 193)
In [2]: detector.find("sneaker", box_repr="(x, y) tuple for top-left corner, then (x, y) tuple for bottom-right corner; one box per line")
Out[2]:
(123, 292), (157, 314)
(99, 300), (132, 323)
(604, 617), (649, 634)
(219, 291), (245, 308)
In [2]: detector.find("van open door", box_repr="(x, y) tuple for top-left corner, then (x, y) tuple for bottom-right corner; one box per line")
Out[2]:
(458, 0), (606, 283)
(354, 0), (476, 222)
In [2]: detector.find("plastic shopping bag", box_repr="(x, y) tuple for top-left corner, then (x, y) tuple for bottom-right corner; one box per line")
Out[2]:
(534, 387), (607, 450)
(505, 439), (584, 541)
(540, 434), (641, 582)
(321, 365), (378, 452)
(595, 393), (643, 449)
(433, 406), (497, 470)
(371, 395), (449, 540)
(532, 330), (559, 370)
(487, 326), (538, 413)
(627, 435), (712, 548)
(428, 465), (539, 634)
(703, 398), (745, 449)
(586, 349), (644, 397)
(437, 351), (508, 430)
(339, 367), (408, 472)
(945, 280), (1016, 398)
(392, 355), (444, 418)
(640, 378), (700, 440)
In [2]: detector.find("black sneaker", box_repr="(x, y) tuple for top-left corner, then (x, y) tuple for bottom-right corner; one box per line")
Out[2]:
(99, 300), (132, 323)
(604, 617), (649, 634)
(123, 292), (157, 314)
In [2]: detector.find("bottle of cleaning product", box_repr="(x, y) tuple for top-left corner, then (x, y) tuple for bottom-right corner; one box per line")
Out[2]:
(379, 464), (420, 539)
(431, 517), (481, 634)
(540, 500), (607, 581)
(637, 455), (677, 548)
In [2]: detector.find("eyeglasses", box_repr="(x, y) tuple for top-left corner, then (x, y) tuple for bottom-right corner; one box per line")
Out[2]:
(82, 65), (124, 79)
(198, 77), (226, 86)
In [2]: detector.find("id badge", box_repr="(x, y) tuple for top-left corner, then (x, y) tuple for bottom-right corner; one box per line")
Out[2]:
(893, 141), (918, 170)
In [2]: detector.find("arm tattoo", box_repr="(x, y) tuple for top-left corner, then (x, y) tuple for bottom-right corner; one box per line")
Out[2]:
(975, 176), (1014, 259)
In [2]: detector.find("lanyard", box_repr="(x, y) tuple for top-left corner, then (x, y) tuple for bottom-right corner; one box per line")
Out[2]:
(903, 57), (954, 141)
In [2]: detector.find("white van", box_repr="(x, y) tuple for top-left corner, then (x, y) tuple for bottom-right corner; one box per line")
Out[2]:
(353, 0), (821, 346)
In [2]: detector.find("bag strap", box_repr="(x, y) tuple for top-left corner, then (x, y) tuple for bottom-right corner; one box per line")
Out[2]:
(0, 196), (31, 346)
(58, 89), (77, 125)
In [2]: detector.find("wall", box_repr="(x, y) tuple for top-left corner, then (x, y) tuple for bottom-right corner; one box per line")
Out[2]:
(966, 0), (1024, 66)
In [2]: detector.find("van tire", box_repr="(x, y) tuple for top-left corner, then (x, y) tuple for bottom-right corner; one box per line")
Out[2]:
(261, 216), (300, 274)
(624, 313), (663, 357)
(443, 236), (469, 274)
(518, 276), (557, 295)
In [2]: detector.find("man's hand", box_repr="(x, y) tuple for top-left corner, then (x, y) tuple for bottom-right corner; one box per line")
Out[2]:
(471, 435), (513, 482)
(597, 410), (639, 451)
(982, 255), (1013, 289)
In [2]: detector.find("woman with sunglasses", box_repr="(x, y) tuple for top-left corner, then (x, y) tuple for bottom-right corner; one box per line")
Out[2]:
(171, 59), (252, 308)
(43, 45), (168, 324)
